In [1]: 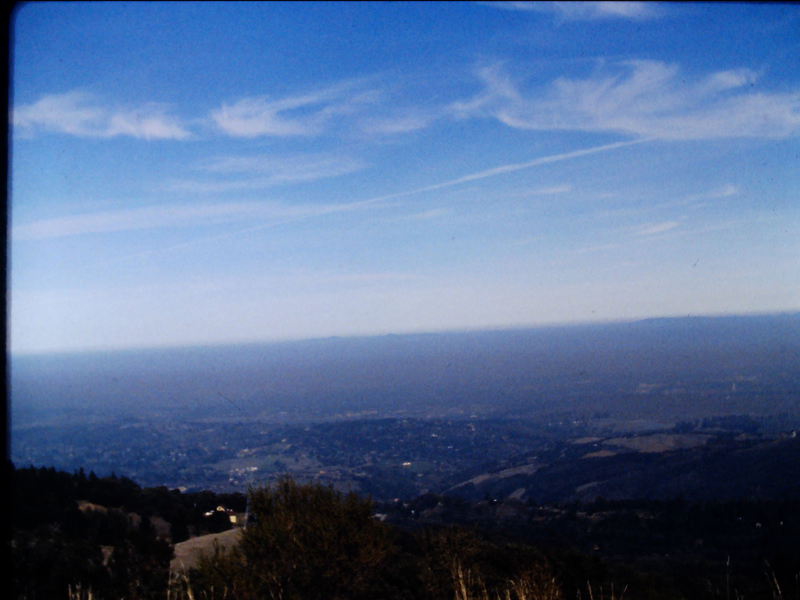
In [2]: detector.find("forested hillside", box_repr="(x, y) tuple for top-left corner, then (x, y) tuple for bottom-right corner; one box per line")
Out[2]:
(10, 463), (800, 600)
(9, 464), (244, 599)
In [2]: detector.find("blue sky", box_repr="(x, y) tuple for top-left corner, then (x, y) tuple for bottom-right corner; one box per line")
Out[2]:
(9, 1), (800, 354)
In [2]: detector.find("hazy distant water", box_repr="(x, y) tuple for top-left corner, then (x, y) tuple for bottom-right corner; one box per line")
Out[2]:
(11, 314), (800, 427)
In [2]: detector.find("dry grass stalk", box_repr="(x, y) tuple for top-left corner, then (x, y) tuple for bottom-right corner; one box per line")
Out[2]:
(67, 583), (95, 600)
(451, 559), (564, 600)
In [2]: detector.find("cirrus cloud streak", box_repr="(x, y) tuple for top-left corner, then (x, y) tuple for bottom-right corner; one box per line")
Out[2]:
(12, 201), (360, 241)
(170, 153), (367, 193)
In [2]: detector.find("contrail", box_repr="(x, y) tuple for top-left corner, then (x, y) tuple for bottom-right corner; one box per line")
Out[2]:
(107, 137), (651, 264)
(392, 138), (651, 196)
(323, 137), (652, 209)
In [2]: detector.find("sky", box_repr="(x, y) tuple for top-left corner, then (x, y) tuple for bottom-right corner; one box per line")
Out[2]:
(9, 1), (800, 354)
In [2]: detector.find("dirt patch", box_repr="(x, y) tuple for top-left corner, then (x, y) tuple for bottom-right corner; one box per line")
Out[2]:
(170, 528), (242, 573)
(602, 433), (712, 453)
(582, 449), (619, 459)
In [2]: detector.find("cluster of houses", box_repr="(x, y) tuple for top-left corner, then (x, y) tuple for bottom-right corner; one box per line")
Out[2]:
(203, 504), (241, 525)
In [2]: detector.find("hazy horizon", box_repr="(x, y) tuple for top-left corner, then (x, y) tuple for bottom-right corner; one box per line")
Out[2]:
(12, 313), (800, 429)
(8, 309), (800, 357)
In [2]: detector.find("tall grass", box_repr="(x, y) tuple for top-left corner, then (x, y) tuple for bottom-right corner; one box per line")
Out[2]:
(576, 581), (627, 600)
(451, 559), (563, 600)
(66, 583), (96, 600)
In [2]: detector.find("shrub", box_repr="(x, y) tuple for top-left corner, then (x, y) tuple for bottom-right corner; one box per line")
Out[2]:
(187, 478), (396, 600)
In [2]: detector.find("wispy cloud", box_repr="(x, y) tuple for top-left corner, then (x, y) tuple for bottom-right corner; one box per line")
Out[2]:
(359, 110), (439, 135)
(591, 183), (743, 221)
(707, 184), (740, 199)
(658, 184), (742, 210)
(578, 215), (744, 253)
(12, 201), (356, 241)
(395, 208), (450, 221)
(211, 82), (380, 138)
(455, 60), (800, 140)
(574, 241), (622, 254)
(638, 219), (744, 243)
(522, 184), (573, 196)
(13, 91), (190, 139)
(170, 153), (366, 193)
(687, 183), (743, 209)
(485, 1), (659, 21)
(633, 220), (681, 236)
(172, 140), (647, 246)
(85, 139), (645, 262)
(255, 140), (645, 214)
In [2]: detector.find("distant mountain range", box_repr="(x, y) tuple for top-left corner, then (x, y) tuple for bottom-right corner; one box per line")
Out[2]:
(12, 312), (800, 427)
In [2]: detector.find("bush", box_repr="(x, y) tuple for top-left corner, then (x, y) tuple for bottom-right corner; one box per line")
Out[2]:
(187, 478), (397, 600)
